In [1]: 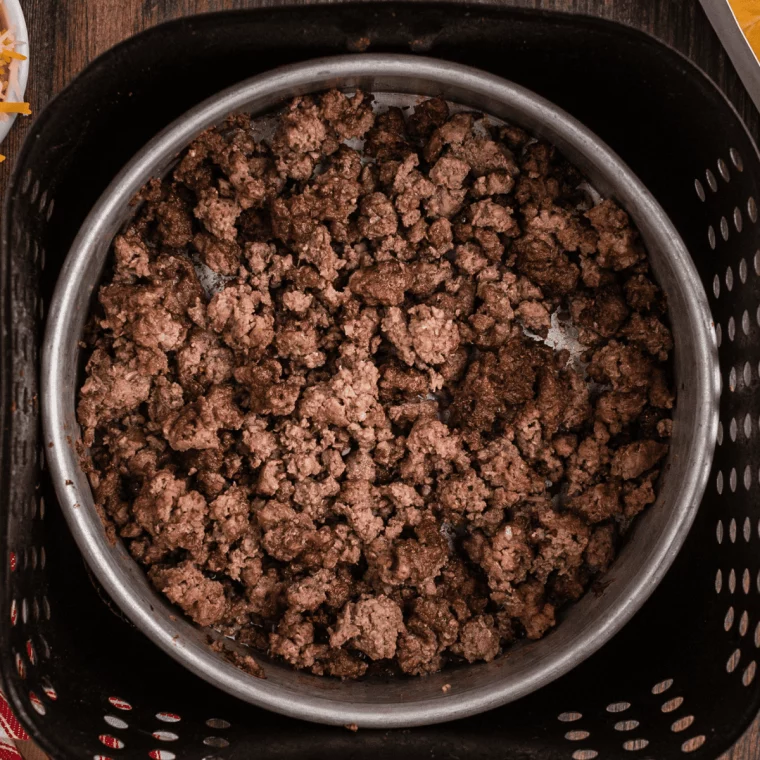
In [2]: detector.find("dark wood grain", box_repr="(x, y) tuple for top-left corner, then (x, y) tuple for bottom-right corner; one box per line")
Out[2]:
(2, 0), (759, 757)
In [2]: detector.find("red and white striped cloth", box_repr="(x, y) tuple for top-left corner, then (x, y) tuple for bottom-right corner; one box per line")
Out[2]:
(0, 689), (27, 760)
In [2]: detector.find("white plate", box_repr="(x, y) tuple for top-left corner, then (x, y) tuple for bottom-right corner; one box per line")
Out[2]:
(699, 0), (760, 113)
(0, 0), (29, 150)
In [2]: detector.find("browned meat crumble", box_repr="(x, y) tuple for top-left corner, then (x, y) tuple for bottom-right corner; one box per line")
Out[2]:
(78, 91), (674, 679)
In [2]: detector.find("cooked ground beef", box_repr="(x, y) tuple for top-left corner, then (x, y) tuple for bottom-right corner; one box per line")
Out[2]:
(78, 91), (674, 679)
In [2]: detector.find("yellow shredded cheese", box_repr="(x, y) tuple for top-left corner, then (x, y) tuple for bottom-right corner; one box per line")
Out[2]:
(0, 27), (31, 124)
(0, 101), (30, 114)
(730, 0), (760, 57)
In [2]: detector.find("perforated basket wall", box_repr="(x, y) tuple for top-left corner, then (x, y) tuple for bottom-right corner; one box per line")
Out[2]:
(2, 5), (758, 759)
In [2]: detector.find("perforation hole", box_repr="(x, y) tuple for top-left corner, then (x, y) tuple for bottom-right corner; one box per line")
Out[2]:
(29, 692), (45, 715)
(572, 753), (598, 760)
(740, 258), (748, 282)
(203, 737), (230, 748)
(744, 312), (751, 336)
(718, 421), (724, 445)
(716, 322), (722, 346)
(721, 216), (730, 240)
(744, 516), (752, 538)
(725, 606), (735, 631)
(708, 226), (716, 249)
(99, 736), (124, 750)
(716, 472), (724, 495)
(730, 469), (738, 492)
(153, 732), (179, 742)
(716, 569), (723, 593)
(652, 678), (674, 695)
(622, 739), (649, 751)
(730, 568), (737, 592)
(104, 716), (128, 730)
(682, 736), (706, 752)
(730, 418), (737, 441)
(718, 158), (731, 182)
(40, 547), (46, 569)
(156, 713), (181, 723)
(148, 752), (175, 760)
(726, 265), (734, 289)
(756, 622), (760, 646)
(730, 148), (744, 170)
(729, 367), (737, 392)
(706, 168), (718, 191)
(727, 648), (741, 672)
(93, 755), (113, 760)
(734, 207), (744, 232)
(745, 415), (752, 438)
(712, 275), (720, 298)
(15, 652), (24, 679)
(606, 702), (631, 713)
(744, 569), (751, 593)
(695, 179), (706, 201)
(743, 660), (757, 685)
(730, 518), (737, 541)
(740, 611), (750, 636)
(41, 680), (57, 701)
(42, 596), (51, 621)
(662, 696), (684, 712)
(729, 316), (736, 341)
(38, 635), (51, 659)
(614, 721), (639, 731)
(21, 598), (28, 624)
(558, 712), (583, 722)
(10, 599), (17, 626)
(749, 198), (758, 223)
(205, 719), (230, 729)
(672, 716), (695, 732)
(107, 697), (132, 711)
(26, 640), (36, 665)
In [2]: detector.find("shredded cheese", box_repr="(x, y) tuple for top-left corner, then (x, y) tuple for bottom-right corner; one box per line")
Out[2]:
(0, 26), (30, 121)
(729, 0), (760, 57)
(0, 24), (31, 164)
(0, 101), (30, 114)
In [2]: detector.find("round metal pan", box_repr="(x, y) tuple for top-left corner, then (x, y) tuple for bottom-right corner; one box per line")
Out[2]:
(41, 54), (719, 728)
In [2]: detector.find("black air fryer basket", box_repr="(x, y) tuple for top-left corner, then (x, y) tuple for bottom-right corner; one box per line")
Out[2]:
(2, 5), (758, 758)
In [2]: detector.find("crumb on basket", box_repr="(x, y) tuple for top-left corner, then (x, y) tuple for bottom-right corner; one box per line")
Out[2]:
(344, 723), (359, 732)
(442, 684), (451, 693)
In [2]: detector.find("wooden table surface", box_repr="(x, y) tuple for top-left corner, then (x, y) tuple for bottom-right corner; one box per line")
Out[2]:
(2, 0), (759, 757)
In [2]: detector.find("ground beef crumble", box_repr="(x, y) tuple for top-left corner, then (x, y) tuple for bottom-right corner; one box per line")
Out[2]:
(79, 91), (674, 679)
